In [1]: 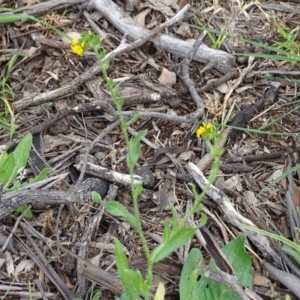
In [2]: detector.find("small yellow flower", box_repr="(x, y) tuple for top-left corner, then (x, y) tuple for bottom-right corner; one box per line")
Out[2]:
(71, 39), (85, 57)
(196, 123), (215, 138)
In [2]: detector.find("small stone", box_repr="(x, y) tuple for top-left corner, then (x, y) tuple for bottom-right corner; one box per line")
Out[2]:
(82, 177), (109, 198)
(134, 166), (155, 188)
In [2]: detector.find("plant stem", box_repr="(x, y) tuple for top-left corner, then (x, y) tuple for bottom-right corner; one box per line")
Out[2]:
(100, 62), (153, 289)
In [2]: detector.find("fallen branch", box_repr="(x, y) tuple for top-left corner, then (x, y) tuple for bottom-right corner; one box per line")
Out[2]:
(186, 162), (281, 267)
(91, 0), (235, 74)
(0, 177), (103, 220)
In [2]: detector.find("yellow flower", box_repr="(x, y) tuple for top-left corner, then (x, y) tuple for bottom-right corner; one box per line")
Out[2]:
(196, 123), (215, 138)
(71, 39), (85, 57)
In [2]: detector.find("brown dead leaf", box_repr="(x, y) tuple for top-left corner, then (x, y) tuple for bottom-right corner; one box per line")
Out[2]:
(133, 8), (151, 27)
(158, 67), (176, 85)
(178, 0), (189, 9)
(254, 274), (272, 287)
(144, 0), (178, 17)
(176, 23), (191, 38)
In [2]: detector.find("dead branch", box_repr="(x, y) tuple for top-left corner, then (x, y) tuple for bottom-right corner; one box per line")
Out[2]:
(0, 178), (103, 220)
(186, 162), (281, 267)
(91, 0), (235, 74)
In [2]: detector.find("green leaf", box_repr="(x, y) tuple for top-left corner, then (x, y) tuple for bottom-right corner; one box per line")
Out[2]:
(167, 205), (179, 231)
(112, 82), (122, 99)
(15, 204), (32, 219)
(151, 227), (196, 263)
(133, 183), (143, 198)
(4, 168), (51, 193)
(106, 201), (139, 229)
(0, 14), (30, 23)
(0, 153), (15, 186)
(115, 238), (129, 270)
(241, 224), (300, 253)
(180, 248), (241, 300)
(106, 77), (114, 90)
(29, 168), (51, 183)
(91, 291), (101, 300)
(127, 130), (147, 168)
(221, 234), (252, 289)
(120, 292), (131, 300)
(0, 151), (8, 172)
(1, 133), (32, 188)
(13, 133), (32, 169)
(162, 221), (171, 243)
(116, 96), (124, 108)
(180, 248), (203, 300)
(125, 113), (142, 127)
(194, 274), (241, 300)
(115, 239), (140, 300)
(125, 269), (150, 297)
(92, 191), (103, 204)
(196, 213), (207, 229)
(179, 235), (252, 300)
(282, 245), (300, 265)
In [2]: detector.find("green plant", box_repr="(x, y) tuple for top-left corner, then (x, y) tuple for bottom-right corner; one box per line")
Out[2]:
(193, 16), (227, 49)
(189, 23), (300, 63)
(69, 33), (215, 299)
(242, 224), (300, 266)
(0, 14), (71, 40)
(0, 133), (50, 218)
(272, 16), (300, 56)
(0, 52), (21, 138)
(73, 27), (271, 298)
(69, 31), (256, 299)
(180, 234), (252, 300)
(0, 13), (73, 137)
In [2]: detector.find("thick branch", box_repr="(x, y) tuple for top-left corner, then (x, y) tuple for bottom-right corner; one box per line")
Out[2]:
(91, 0), (235, 74)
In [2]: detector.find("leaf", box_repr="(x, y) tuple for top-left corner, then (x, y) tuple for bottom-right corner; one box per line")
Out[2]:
(221, 234), (252, 289)
(127, 129), (147, 168)
(125, 113), (142, 127)
(0, 153), (15, 185)
(92, 191), (102, 204)
(0, 14), (30, 23)
(115, 239), (140, 300)
(167, 205), (179, 231)
(153, 282), (165, 300)
(125, 269), (150, 297)
(120, 292), (131, 300)
(133, 183), (143, 198)
(180, 247), (241, 300)
(106, 201), (139, 229)
(151, 227), (196, 263)
(111, 82), (122, 99)
(282, 245), (300, 265)
(241, 224), (300, 254)
(179, 235), (252, 300)
(1, 133), (32, 188)
(162, 221), (171, 243)
(29, 168), (50, 183)
(91, 291), (101, 300)
(180, 248), (203, 300)
(115, 238), (129, 270)
(5, 168), (51, 193)
(15, 204), (32, 219)
(194, 274), (241, 300)
(14, 259), (35, 276)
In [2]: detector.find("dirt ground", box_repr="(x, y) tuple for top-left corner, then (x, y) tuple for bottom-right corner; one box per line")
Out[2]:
(1, 0), (300, 299)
